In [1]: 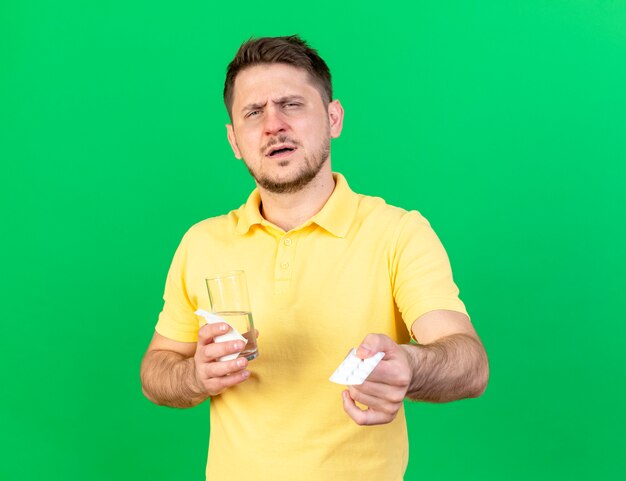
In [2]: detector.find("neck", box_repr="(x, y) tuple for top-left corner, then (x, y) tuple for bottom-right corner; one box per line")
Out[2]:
(258, 166), (335, 232)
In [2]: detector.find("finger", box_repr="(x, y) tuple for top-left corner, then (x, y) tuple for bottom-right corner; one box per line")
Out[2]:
(362, 362), (412, 387)
(355, 333), (396, 360)
(197, 339), (246, 362)
(348, 385), (403, 413)
(342, 390), (392, 426)
(198, 322), (231, 345)
(350, 381), (407, 404)
(342, 390), (368, 425)
(205, 369), (251, 394)
(200, 356), (249, 380)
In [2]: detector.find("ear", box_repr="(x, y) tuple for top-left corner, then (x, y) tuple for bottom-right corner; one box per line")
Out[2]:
(328, 99), (344, 139)
(226, 124), (242, 159)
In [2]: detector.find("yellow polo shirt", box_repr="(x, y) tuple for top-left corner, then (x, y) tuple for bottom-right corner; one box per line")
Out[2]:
(156, 173), (467, 481)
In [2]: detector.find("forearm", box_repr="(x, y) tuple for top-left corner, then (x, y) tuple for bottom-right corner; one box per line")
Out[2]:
(402, 333), (489, 403)
(140, 350), (208, 408)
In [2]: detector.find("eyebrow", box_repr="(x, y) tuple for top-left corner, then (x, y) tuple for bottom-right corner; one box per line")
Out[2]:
(275, 95), (306, 105)
(241, 101), (266, 114)
(240, 95), (306, 114)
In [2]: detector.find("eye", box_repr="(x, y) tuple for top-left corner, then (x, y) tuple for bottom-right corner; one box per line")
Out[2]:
(245, 110), (262, 119)
(284, 102), (301, 108)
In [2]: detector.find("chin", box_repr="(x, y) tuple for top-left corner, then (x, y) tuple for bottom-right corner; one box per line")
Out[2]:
(257, 171), (318, 194)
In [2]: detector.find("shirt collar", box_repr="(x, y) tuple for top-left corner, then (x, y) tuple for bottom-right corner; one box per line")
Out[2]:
(235, 188), (265, 235)
(235, 173), (359, 238)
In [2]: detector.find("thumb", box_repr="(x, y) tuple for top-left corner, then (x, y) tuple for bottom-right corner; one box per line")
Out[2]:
(356, 333), (393, 360)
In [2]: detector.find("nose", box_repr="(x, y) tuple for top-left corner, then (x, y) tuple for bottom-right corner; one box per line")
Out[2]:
(263, 106), (288, 136)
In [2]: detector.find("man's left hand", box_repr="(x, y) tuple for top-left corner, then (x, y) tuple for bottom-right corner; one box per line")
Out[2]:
(342, 334), (414, 426)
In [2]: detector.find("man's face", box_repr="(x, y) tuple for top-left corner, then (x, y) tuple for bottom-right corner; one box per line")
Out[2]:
(226, 63), (343, 194)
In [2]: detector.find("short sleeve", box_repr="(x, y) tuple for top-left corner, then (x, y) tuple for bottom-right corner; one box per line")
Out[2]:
(155, 231), (201, 343)
(390, 211), (468, 334)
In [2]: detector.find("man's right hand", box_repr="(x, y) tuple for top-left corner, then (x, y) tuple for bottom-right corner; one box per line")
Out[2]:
(193, 322), (251, 397)
(141, 324), (255, 408)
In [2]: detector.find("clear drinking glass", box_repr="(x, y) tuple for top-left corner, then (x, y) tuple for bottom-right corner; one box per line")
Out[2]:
(206, 270), (259, 360)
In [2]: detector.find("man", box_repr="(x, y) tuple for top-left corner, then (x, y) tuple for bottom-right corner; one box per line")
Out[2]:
(140, 35), (489, 481)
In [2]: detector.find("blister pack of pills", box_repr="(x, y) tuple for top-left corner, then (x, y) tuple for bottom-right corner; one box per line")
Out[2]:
(329, 348), (385, 385)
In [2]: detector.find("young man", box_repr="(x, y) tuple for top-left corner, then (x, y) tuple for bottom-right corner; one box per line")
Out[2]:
(141, 35), (489, 481)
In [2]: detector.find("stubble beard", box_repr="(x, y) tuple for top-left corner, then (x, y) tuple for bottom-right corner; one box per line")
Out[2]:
(244, 133), (331, 194)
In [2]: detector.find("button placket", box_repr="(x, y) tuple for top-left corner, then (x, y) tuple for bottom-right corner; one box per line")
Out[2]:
(275, 234), (296, 283)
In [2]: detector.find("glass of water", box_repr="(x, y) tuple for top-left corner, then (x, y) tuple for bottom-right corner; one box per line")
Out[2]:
(206, 270), (259, 360)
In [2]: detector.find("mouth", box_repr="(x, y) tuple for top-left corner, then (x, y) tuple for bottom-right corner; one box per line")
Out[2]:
(265, 144), (297, 159)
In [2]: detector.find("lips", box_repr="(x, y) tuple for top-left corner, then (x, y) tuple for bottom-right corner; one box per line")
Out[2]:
(265, 143), (297, 158)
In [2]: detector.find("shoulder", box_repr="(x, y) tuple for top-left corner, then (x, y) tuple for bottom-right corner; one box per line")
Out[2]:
(354, 191), (431, 233)
(178, 206), (244, 248)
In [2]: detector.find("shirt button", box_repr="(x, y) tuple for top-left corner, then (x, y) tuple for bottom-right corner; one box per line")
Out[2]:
(280, 262), (289, 269)
(284, 238), (292, 246)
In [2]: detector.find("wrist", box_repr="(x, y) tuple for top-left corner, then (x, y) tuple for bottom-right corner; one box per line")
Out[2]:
(399, 343), (425, 399)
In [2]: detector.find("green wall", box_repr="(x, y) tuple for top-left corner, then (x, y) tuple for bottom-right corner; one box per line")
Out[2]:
(2, 1), (624, 479)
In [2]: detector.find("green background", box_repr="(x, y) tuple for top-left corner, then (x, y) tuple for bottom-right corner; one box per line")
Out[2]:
(1, 1), (625, 479)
